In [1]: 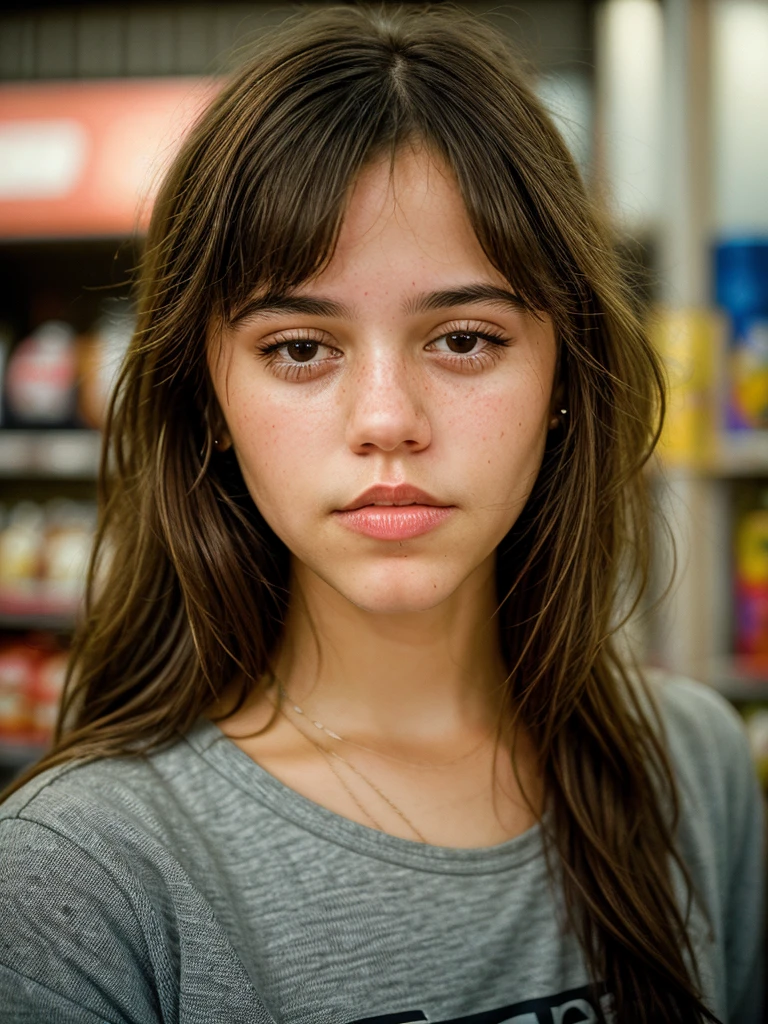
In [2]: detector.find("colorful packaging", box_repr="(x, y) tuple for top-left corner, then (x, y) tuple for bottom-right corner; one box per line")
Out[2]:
(651, 307), (719, 466)
(0, 635), (68, 745)
(31, 648), (67, 740)
(0, 502), (46, 609)
(0, 501), (95, 615)
(0, 640), (37, 739)
(735, 491), (768, 662)
(42, 499), (96, 607)
(714, 240), (768, 431)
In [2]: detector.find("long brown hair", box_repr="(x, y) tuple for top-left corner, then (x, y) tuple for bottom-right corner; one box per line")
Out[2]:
(4, 6), (717, 1022)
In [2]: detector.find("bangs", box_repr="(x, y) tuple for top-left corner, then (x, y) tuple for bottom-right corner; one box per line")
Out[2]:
(144, 3), (595, 401)
(188, 32), (576, 331)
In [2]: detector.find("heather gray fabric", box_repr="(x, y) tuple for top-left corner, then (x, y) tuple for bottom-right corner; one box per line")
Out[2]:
(0, 675), (764, 1024)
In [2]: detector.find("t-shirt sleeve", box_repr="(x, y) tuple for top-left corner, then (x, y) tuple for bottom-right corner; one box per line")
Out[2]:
(661, 677), (767, 1023)
(0, 816), (164, 1024)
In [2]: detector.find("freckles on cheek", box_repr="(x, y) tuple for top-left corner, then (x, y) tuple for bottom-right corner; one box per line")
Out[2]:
(464, 391), (510, 437)
(224, 390), (279, 484)
(462, 385), (547, 472)
(233, 395), (330, 502)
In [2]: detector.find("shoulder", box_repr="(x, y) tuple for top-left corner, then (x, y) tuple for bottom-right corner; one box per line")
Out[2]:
(641, 672), (766, 1020)
(645, 668), (746, 741)
(646, 674), (764, 933)
(0, 761), (166, 1022)
(0, 742), (206, 938)
(647, 671), (749, 760)
(1, 727), (212, 841)
(0, 735), (223, 906)
(0, 748), (192, 919)
(0, 738), (254, 1021)
(0, 746), (269, 1023)
(638, 669), (764, 858)
(642, 670), (758, 816)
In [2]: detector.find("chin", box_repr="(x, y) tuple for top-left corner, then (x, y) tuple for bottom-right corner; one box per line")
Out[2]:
(328, 562), (466, 616)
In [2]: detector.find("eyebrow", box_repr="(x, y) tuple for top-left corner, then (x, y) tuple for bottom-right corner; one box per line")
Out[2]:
(230, 283), (529, 325)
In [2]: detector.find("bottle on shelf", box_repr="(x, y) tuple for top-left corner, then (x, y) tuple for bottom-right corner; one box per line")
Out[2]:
(4, 320), (79, 428)
(0, 499), (95, 619)
(734, 487), (768, 672)
(0, 632), (67, 756)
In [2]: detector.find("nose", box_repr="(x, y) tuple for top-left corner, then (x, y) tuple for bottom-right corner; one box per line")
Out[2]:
(345, 349), (431, 455)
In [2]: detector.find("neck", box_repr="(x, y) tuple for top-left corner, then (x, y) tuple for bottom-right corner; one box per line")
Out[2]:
(273, 556), (507, 745)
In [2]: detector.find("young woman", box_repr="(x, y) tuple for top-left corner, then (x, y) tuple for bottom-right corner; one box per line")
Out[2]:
(0, 6), (763, 1024)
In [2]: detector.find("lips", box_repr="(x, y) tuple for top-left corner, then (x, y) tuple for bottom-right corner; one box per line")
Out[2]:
(337, 483), (447, 512)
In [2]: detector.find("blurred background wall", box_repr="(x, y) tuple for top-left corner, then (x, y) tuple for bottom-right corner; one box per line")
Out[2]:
(0, 0), (766, 789)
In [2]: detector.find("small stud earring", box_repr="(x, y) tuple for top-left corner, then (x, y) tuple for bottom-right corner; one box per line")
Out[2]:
(549, 408), (568, 431)
(213, 438), (220, 447)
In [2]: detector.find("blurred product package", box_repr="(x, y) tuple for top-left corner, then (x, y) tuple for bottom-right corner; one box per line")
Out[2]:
(714, 239), (768, 432)
(77, 301), (134, 429)
(0, 499), (95, 615)
(651, 307), (719, 466)
(4, 320), (78, 427)
(735, 488), (768, 666)
(1, 302), (134, 430)
(0, 633), (67, 746)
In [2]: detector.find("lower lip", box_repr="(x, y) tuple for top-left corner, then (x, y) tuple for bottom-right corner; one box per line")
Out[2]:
(333, 505), (454, 540)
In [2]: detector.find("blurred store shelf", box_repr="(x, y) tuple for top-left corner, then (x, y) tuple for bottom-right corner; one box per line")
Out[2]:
(0, 430), (101, 478)
(0, 737), (48, 768)
(709, 657), (768, 702)
(704, 433), (768, 477)
(654, 434), (768, 479)
(651, 434), (768, 481)
(0, 609), (77, 631)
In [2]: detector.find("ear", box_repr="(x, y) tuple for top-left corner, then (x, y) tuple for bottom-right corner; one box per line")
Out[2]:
(206, 396), (233, 452)
(550, 376), (566, 414)
(548, 378), (567, 430)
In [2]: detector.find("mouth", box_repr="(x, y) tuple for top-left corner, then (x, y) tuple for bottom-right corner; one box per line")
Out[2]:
(333, 483), (454, 541)
(337, 483), (448, 513)
(333, 504), (454, 541)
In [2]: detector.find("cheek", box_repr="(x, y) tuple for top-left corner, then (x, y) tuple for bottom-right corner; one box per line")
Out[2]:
(225, 389), (331, 511)
(449, 373), (550, 474)
(457, 385), (549, 548)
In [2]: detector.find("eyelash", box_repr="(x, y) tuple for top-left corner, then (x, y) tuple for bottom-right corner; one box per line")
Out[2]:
(255, 324), (512, 381)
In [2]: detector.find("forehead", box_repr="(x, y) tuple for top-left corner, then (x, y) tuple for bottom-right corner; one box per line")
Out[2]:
(304, 144), (507, 296)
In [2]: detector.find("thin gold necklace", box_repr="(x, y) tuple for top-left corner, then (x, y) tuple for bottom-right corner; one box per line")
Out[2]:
(274, 699), (429, 844)
(275, 679), (492, 771)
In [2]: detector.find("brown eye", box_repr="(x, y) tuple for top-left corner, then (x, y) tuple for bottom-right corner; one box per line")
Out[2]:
(446, 332), (478, 354)
(286, 341), (319, 362)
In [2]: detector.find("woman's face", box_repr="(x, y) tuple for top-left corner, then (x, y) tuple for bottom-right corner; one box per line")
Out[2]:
(210, 146), (557, 615)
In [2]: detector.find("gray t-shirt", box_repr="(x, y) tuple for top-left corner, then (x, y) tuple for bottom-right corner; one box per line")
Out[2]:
(0, 675), (764, 1024)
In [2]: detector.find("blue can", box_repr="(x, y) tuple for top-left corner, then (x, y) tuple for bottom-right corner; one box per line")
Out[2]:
(713, 239), (768, 431)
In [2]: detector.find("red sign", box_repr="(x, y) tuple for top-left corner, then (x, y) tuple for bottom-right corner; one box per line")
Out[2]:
(0, 78), (219, 239)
